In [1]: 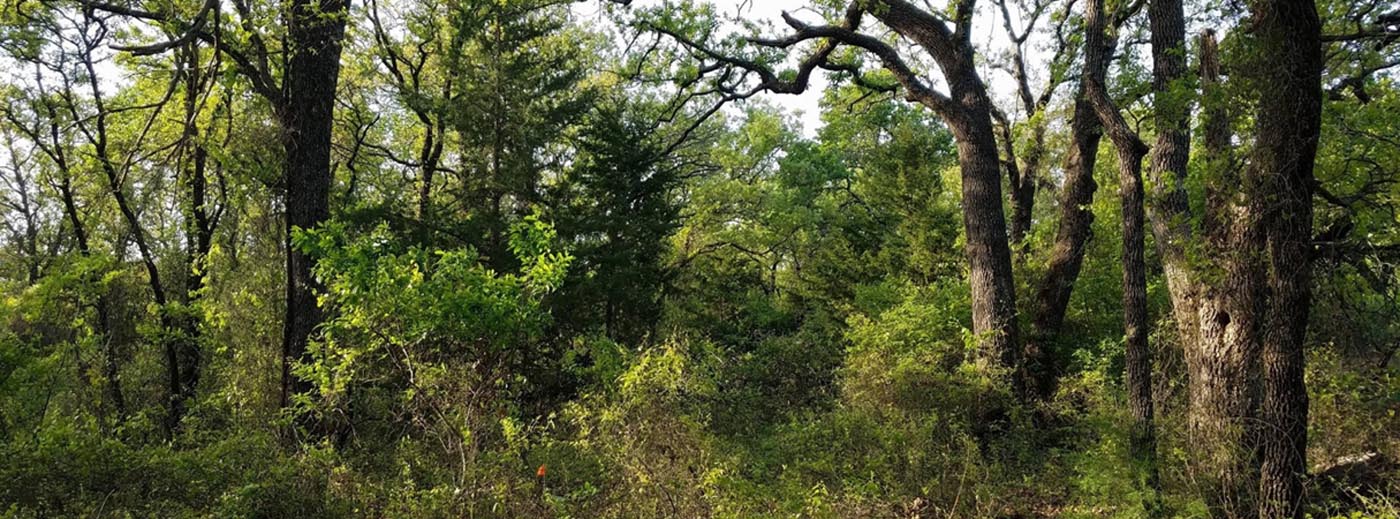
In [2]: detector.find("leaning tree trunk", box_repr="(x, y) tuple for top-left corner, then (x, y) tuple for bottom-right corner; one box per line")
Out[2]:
(1250, 0), (1323, 514)
(280, 0), (349, 408)
(1025, 76), (1104, 400)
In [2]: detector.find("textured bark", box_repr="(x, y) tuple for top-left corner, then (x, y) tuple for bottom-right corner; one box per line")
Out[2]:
(948, 105), (1024, 374)
(1144, 0), (1198, 351)
(1119, 143), (1161, 513)
(280, 0), (349, 408)
(1025, 80), (1102, 399)
(1082, 0), (1160, 507)
(1251, 0), (1322, 514)
(1139, 0), (1264, 512)
(871, 2), (1022, 378)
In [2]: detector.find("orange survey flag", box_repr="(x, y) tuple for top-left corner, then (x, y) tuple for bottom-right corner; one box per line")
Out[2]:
(536, 464), (547, 479)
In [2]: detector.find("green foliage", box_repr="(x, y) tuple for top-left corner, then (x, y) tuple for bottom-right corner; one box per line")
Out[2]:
(1, 0), (1397, 516)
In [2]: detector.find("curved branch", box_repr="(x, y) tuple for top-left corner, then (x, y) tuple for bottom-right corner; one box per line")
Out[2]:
(109, 0), (218, 56)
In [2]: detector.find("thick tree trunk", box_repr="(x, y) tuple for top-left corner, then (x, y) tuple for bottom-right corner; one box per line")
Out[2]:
(1251, 0), (1322, 514)
(868, 1), (1023, 385)
(1187, 29), (1264, 516)
(948, 100), (1023, 378)
(1139, 0), (1266, 512)
(280, 0), (349, 408)
(1144, 0), (1198, 349)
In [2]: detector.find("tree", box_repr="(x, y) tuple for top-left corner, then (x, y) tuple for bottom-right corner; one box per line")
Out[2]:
(81, 0), (352, 409)
(1080, 0), (1161, 509)
(1249, 0), (1323, 514)
(640, 0), (1023, 385)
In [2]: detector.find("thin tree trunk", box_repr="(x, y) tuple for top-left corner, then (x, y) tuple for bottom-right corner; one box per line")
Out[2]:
(72, 22), (180, 434)
(1081, 0), (1162, 509)
(56, 169), (125, 422)
(177, 44), (214, 423)
(1004, 121), (1041, 248)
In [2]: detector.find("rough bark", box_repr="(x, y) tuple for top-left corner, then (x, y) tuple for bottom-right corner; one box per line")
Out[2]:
(1144, 0), (1199, 351)
(946, 105), (1024, 375)
(1137, 0), (1265, 512)
(1251, 0), (1323, 514)
(1082, 0), (1161, 507)
(1025, 84), (1102, 399)
(280, 0), (349, 408)
(870, 1), (1022, 378)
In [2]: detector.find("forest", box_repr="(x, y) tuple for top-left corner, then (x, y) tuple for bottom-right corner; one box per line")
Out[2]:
(0, 0), (1397, 516)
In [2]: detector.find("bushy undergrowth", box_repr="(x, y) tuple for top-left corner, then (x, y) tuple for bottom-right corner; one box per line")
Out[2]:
(3, 224), (1394, 518)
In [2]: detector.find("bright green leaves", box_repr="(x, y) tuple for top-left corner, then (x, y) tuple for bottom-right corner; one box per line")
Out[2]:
(290, 219), (571, 403)
(510, 212), (575, 293)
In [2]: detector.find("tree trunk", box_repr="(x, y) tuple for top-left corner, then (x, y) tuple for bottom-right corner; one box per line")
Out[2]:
(947, 99), (1023, 378)
(1081, 0), (1161, 508)
(74, 27), (180, 433)
(1025, 88), (1102, 398)
(57, 171), (125, 422)
(1144, 0), (1198, 350)
(280, 0), (349, 408)
(1139, 0), (1266, 512)
(177, 44), (213, 424)
(1250, 0), (1322, 514)
(1005, 124), (1040, 249)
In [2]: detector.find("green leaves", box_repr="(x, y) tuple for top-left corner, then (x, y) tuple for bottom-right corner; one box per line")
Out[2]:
(292, 218), (571, 401)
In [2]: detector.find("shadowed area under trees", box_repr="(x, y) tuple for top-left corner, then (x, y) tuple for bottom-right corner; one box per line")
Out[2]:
(0, 0), (1398, 516)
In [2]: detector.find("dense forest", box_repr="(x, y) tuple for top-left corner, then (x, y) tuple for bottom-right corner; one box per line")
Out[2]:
(0, 0), (1397, 516)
